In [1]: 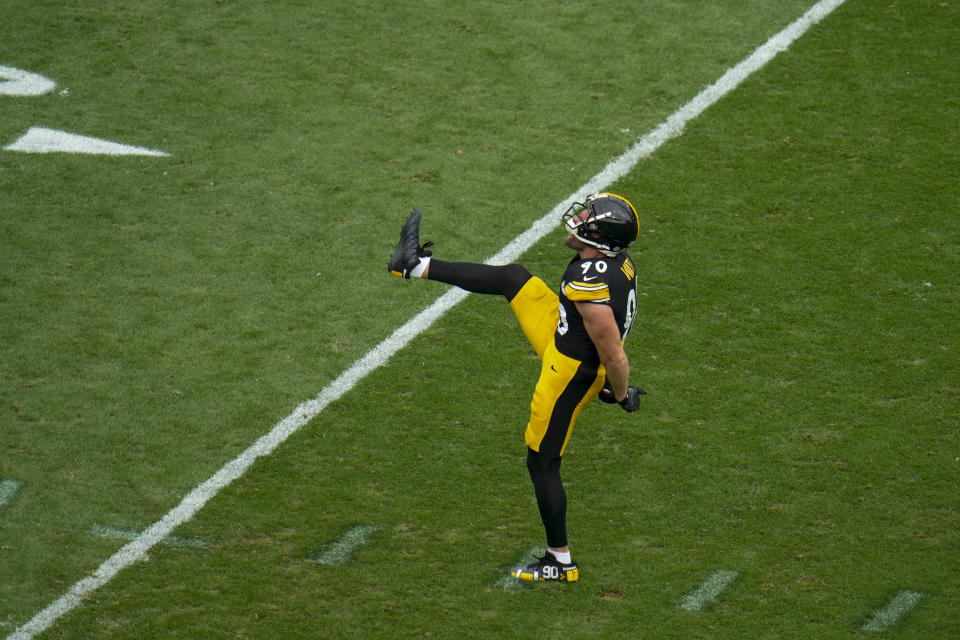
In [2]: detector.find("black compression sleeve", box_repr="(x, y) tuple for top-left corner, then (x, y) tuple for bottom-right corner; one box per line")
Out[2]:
(427, 260), (532, 301)
(526, 448), (568, 548)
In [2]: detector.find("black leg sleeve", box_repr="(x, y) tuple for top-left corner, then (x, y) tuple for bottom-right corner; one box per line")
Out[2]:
(526, 447), (568, 549)
(427, 260), (532, 301)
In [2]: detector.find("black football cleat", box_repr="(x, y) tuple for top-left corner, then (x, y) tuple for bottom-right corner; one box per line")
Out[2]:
(511, 553), (579, 582)
(387, 209), (433, 278)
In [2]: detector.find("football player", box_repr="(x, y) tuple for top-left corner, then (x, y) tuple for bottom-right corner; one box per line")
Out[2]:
(387, 193), (645, 582)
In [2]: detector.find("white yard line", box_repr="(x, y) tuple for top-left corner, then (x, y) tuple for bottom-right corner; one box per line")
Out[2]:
(8, 1), (844, 637)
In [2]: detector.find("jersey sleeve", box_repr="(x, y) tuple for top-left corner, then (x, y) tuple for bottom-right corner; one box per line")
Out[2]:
(562, 279), (611, 303)
(561, 260), (613, 304)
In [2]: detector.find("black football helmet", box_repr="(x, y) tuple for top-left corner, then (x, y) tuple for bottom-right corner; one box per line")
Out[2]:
(561, 192), (639, 256)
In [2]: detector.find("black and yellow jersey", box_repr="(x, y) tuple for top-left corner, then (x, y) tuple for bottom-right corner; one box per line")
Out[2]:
(555, 252), (637, 367)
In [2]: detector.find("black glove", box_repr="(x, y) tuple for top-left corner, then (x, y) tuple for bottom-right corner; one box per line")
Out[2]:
(598, 383), (646, 412)
(619, 385), (646, 412)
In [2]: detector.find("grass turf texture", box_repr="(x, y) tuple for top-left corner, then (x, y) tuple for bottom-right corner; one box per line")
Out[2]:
(1, 0), (958, 638)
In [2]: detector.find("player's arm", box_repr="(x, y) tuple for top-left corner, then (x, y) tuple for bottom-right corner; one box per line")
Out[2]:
(576, 301), (629, 401)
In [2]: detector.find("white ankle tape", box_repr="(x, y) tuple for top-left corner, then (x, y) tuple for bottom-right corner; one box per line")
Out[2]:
(549, 550), (572, 564)
(409, 256), (430, 278)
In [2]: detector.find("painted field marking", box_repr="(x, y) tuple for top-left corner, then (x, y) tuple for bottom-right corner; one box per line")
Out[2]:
(678, 570), (739, 611)
(862, 590), (925, 632)
(311, 525), (378, 566)
(8, 1), (846, 637)
(88, 524), (212, 550)
(493, 546), (542, 590)
(0, 66), (55, 96)
(0, 479), (25, 512)
(4, 127), (171, 156)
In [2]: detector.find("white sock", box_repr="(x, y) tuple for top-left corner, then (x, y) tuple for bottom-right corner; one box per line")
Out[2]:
(548, 549), (572, 564)
(409, 256), (430, 278)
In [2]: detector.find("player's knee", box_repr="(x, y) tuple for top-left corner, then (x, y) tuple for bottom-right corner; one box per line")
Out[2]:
(502, 264), (533, 300)
(526, 447), (561, 483)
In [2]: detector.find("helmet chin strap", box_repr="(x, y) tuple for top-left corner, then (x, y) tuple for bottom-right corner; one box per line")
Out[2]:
(571, 231), (619, 257)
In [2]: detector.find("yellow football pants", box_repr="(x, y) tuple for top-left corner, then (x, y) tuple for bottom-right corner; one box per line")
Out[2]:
(508, 277), (605, 456)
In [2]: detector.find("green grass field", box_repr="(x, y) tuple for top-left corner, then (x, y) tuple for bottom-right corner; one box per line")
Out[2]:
(2, 0), (958, 638)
